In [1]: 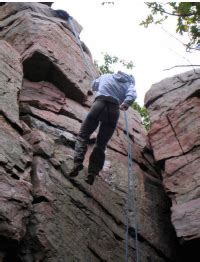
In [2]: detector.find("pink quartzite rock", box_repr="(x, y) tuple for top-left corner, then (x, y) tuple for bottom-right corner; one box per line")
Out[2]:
(144, 69), (200, 122)
(0, 3), (97, 103)
(0, 2), (179, 261)
(171, 199), (200, 239)
(146, 69), (200, 242)
(0, 41), (32, 246)
(0, 116), (31, 175)
(20, 79), (66, 113)
(20, 79), (90, 121)
(23, 129), (55, 158)
(0, 166), (32, 241)
(0, 40), (22, 128)
(149, 116), (183, 161)
(21, 154), (177, 261)
(0, 2), (82, 34)
(20, 104), (82, 135)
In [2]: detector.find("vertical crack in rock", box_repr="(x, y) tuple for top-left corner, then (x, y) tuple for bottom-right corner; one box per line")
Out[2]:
(166, 115), (185, 155)
(166, 114), (189, 163)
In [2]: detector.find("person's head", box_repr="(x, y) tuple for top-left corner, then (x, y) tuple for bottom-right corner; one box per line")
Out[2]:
(117, 70), (134, 84)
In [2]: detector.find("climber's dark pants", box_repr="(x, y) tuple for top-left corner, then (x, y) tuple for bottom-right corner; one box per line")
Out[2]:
(74, 98), (120, 174)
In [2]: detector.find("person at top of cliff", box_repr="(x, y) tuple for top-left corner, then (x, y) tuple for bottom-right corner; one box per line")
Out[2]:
(69, 71), (137, 185)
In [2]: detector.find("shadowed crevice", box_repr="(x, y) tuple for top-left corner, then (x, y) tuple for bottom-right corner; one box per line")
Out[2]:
(0, 236), (22, 262)
(179, 238), (200, 262)
(23, 51), (86, 103)
(187, 89), (200, 100)
(88, 246), (106, 262)
(32, 196), (50, 205)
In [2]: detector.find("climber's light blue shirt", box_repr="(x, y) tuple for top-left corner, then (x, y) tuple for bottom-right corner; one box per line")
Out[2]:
(91, 72), (137, 107)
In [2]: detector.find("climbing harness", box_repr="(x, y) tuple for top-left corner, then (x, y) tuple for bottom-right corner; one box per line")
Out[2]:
(124, 112), (139, 262)
(69, 15), (139, 261)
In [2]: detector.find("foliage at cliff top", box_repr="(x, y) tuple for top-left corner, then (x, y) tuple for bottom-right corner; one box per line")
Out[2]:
(141, 2), (200, 50)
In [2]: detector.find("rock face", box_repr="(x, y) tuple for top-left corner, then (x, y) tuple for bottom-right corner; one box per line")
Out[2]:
(145, 69), (200, 258)
(0, 40), (22, 128)
(0, 2), (182, 262)
(0, 40), (32, 261)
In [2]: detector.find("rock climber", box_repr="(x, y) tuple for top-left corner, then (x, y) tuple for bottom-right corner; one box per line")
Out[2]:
(70, 71), (137, 185)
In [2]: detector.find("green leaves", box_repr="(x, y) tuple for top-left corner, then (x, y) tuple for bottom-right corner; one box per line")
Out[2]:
(141, 2), (200, 49)
(132, 102), (150, 130)
(94, 53), (134, 75)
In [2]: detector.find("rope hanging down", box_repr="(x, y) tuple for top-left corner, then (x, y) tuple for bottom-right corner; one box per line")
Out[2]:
(69, 15), (139, 261)
(124, 112), (139, 262)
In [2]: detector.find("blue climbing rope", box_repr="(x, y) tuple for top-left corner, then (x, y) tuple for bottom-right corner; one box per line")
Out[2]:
(68, 15), (139, 262)
(124, 111), (139, 262)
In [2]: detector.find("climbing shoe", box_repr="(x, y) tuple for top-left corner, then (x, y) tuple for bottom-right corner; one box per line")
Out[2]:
(85, 173), (97, 185)
(69, 161), (83, 177)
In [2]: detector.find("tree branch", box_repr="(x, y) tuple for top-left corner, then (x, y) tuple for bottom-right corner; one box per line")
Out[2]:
(163, 65), (200, 71)
(145, 2), (195, 17)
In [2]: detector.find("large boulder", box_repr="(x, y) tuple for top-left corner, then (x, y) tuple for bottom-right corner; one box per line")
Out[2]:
(145, 69), (200, 243)
(0, 2), (96, 103)
(145, 69), (200, 122)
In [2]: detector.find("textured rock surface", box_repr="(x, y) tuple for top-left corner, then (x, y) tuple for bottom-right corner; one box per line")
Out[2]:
(0, 41), (32, 257)
(0, 2), (181, 262)
(145, 69), (200, 247)
(145, 70), (200, 123)
(0, 2), (95, 103)
(0, 40), (22, 128)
